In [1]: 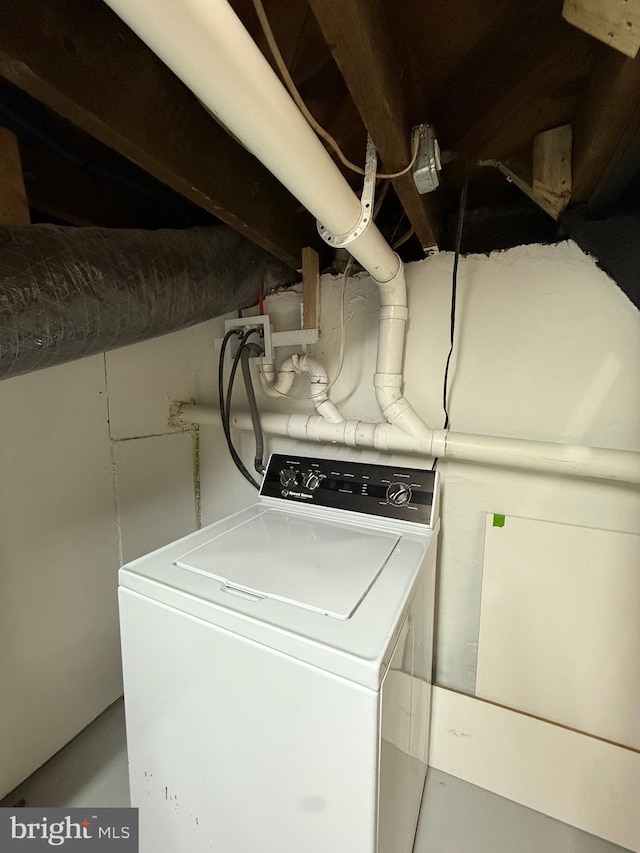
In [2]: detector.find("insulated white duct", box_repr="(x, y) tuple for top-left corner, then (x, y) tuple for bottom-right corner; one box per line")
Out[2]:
(105, 0), (640, 485)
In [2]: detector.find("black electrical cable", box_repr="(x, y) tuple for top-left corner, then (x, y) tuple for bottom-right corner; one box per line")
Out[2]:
(240, 344), (266, 474)
(432, 173), (469, 471)
(218, 329), (261, 489)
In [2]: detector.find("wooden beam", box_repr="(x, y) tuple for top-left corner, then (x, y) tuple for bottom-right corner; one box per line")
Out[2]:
(532, 124), (573, 216)
(0, 0), (307, 267)
(0, 128), (30, 224)
(563, 0), (640, 59)
(20, 139), (198, 229)
(572, 48), (640, 206)
(301, 247), (320, 330)
(307, 0), (440, 251)
(429, 2), (595, 163)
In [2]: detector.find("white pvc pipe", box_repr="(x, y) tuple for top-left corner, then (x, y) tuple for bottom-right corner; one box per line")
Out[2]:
(178, 405), (640, 485)
(261, 354), (344, 423)
(103, 0), (427, 440)
(441, 432), (640, 483)
(109, 0), (640, 488)
(295, 355), (345, 423)
(260, 357), (296, 398)
(103, 0), (392, 276)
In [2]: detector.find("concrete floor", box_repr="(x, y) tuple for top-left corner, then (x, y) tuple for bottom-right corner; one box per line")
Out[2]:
(416, 770), (631, 853)
(1, 700), (129, 809)
(2, 700), (632, 853)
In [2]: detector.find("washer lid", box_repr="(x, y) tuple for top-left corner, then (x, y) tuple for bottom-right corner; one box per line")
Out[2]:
(175, 510), (399, 620)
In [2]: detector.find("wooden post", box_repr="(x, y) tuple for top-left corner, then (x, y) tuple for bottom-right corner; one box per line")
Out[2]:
(495, 124), (573, 220)
(533, 124), (573, 216)
(302, 247), (320, 330)
(0, 128), (30, 225)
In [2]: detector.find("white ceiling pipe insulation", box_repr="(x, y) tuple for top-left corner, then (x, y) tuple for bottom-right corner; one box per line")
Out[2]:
(179, 406), (640, 486)
(102, 0), (423, 443)
(105, 0), (640, 486)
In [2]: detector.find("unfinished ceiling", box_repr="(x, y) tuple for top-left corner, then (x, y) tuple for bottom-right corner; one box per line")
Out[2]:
(0, 0), (639, 302)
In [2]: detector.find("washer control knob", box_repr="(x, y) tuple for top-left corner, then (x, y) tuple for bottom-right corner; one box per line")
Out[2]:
(279, 468), (298, 487)
(302, 470), (325, 491)
(386, 482), (412, 507)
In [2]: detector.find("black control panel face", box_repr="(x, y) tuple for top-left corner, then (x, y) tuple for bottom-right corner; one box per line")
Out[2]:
(260, 454), (437, 526)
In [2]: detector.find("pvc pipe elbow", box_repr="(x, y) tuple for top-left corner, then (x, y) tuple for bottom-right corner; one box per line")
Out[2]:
(297, 353), (345, 422)
(260, 356), (296, 397)
(297, 354), (328, 384)
(374, 373), (404, 414)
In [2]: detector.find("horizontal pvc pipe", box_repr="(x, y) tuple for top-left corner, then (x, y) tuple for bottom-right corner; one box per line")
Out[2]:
(179, 405), (433, 453)
(178, 405), (640, 485)
(443, 432), (640, 484)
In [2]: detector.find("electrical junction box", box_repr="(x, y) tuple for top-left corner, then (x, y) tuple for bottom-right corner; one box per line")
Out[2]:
(412, 124), (441, 195)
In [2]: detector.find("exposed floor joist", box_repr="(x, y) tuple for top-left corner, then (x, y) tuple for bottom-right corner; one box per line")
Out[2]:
(0, 127), (29, 224)
(0, 78), (215, 230)
(0, 0), (309, 268)
(307, 0), (440, 251)
(572, 48), (640, 209)
(433, 3), (596, 162)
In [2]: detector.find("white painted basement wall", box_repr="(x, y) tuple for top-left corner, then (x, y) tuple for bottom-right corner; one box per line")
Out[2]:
(195, 240), (640, 747)
(0, 324), (212, 798)
(2, 239), (637, 801)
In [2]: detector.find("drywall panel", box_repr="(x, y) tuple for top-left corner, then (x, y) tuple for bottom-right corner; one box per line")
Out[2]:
(198, 425), (260, 526)
(476, 514), (640, 749)
(429, 687), (640, 852)
(105, 326), (199, 440)
(114, 432), (197, 563)
(0, 357), (122, 798)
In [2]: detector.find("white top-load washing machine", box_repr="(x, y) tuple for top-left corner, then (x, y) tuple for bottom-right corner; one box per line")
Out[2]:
(119, 453), (440, 853)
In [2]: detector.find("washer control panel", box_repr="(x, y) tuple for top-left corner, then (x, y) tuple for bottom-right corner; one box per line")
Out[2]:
(261, 454), (437, 526)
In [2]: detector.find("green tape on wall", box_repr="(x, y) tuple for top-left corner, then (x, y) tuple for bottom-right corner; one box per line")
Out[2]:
(493, 513), (506, 527)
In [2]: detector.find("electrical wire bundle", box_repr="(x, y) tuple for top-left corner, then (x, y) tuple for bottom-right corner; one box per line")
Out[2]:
(218, 328), (266, 490)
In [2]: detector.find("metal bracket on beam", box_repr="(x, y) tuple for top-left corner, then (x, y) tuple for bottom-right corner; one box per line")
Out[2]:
(317, 135), (377, 248)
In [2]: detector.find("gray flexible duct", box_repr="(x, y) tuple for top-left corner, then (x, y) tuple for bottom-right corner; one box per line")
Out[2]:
(0, 224), (292, 379)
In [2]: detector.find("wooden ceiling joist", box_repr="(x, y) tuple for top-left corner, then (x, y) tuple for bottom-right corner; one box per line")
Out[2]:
(0, 0), (307, 268)
(572, 48), (640, 209)
(307, 0), (440, 251)
(0, 127), (30, 224)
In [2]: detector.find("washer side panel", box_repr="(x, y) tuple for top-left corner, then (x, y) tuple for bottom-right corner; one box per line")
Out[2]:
(119, 589), (379, 853)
